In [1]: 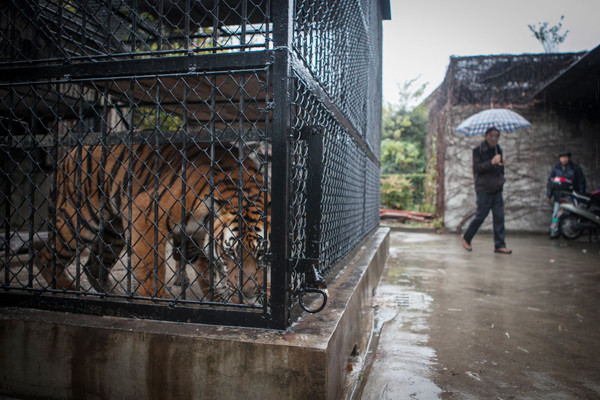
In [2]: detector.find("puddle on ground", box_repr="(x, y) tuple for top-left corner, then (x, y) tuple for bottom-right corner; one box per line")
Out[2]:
(350, 258), (442, 400)
(350, 231), (600, 400)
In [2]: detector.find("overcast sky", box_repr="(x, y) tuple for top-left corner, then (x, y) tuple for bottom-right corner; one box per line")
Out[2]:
(382, 0), (600, 106)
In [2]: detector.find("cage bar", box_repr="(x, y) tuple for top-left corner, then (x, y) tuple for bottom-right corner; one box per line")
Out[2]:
(1, 0), (384, 329)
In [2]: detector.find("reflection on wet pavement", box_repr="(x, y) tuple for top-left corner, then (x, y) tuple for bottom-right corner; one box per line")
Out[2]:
(356, 231), (600, 400)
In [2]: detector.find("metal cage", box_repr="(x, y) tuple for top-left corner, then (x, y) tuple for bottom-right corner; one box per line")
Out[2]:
(0, 0), (383, 330)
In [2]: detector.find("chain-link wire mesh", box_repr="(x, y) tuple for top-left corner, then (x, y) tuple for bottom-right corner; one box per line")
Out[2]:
(364, 159), (381, 231)
(1, 0), (383, 329)
(0, 0), (271, 65)
(293, 0), (382, 158)
(1, 54), (272, 325)
(288, 77), (380, 314)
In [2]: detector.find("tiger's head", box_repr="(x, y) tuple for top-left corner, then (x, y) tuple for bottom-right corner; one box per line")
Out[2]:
(181, 197), (271, 306)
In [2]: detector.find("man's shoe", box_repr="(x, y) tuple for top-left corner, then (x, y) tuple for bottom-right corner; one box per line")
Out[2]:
(494, 247), (512, 254)
(462, 236), (472, 252)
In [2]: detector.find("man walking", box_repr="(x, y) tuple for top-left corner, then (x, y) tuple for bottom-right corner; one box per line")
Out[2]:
(546, 151), (586, 239)
(462, 127), (512, 254)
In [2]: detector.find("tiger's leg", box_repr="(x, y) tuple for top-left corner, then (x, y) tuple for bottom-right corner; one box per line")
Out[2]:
(83, 214), (125, 293)
(193, 256), (212, 300)
(84, 237), (123, 294)
(128, 205), (168, 298)
(166, 235), (189, 288)
(36, 216), (78, 290)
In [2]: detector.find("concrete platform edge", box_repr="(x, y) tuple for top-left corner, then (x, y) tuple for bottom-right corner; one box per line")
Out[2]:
(0, 228), (390, 400)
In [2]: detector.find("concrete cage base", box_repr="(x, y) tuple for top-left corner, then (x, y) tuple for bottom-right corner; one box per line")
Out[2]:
(0, 228), (389, 400)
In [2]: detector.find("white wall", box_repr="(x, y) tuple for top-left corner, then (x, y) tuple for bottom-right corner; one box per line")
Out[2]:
(443, 105), (599, 233)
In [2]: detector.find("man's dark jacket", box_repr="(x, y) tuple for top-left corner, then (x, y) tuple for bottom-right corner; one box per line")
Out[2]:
(472, 141), (505, 194)
(546, 161), (586, 201)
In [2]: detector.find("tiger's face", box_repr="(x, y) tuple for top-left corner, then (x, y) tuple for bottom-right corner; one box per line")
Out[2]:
(185, 200), (270, 306)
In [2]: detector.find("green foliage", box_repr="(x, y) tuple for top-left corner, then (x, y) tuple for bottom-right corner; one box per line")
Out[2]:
(382, 103), (428, 144)
(380, 79), (430, 211)
(381, 139), (423, 175)
(381, 175), (413, 210)
(381, 78), (428, 150)
(528, 15), (569, 53)
(395, 78), (428, 114)
(135, 108), (183, 131)
(380, 174), (426, 211)
(382, 104), (411, 141)
(381, 99), (428, 176)
(423, 133), (438, 215)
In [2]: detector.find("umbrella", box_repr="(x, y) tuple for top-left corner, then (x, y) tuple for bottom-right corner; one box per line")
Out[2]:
(456, 108), (531, 136)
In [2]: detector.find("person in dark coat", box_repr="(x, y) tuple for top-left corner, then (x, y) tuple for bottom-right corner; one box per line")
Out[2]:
(546, 151), (586, 238)
(462, 127), (512, 254)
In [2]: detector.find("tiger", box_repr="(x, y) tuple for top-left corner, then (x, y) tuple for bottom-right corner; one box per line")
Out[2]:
(36, 143), (270, 305)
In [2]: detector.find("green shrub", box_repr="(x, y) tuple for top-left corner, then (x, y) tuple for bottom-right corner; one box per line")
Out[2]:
(381, 174), (413, 210)
(381, 174), (427, 211)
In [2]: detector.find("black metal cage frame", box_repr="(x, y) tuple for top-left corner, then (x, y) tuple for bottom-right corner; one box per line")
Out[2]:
(0, 0), (383, 330)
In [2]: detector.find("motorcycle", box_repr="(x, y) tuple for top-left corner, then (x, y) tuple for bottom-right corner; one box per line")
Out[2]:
(558, 187), (600, 240)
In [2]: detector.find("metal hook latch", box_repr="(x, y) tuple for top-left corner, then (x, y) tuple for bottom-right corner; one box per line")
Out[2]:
(299, 287), (328, 313)
(298, 265), (328, 314)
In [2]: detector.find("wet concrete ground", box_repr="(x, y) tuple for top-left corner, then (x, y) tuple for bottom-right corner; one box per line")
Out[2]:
(356, 230), (600, 400)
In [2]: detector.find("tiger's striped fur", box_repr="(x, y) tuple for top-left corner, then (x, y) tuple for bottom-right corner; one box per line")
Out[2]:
(36, 144), (270, 304)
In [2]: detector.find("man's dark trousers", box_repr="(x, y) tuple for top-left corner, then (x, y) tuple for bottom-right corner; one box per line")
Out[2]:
(463, 191), (506, 249)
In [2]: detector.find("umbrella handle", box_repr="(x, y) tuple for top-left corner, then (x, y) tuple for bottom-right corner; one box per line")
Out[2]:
(495, 145), (503, 164)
